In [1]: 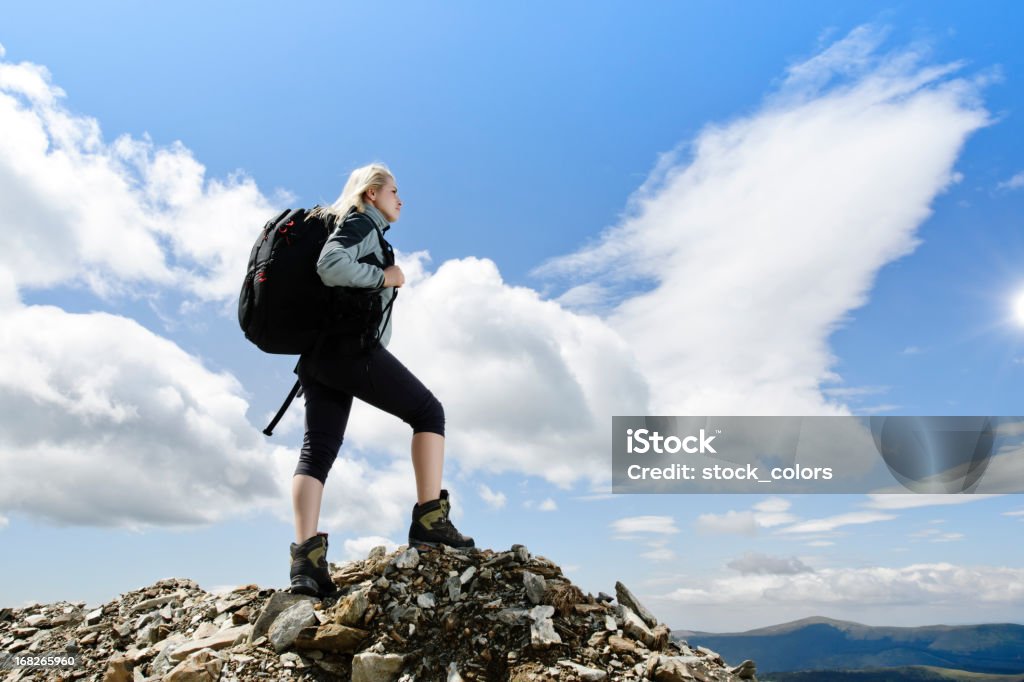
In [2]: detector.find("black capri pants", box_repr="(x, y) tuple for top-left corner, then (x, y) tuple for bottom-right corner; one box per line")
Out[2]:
(294, 345), (445, 485)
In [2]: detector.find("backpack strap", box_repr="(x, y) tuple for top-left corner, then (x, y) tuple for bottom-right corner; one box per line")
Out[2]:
(264, 378), (303, 436)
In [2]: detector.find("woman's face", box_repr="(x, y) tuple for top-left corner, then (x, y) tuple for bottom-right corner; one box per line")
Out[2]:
(367, 178), (402, 222)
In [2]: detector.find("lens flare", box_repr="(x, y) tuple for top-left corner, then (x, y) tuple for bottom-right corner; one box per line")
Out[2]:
(1015, 291), (1024, 326)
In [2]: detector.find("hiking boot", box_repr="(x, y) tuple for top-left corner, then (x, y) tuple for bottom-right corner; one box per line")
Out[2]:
(408, 489), (475, 550)
(289, 531), (339, 597)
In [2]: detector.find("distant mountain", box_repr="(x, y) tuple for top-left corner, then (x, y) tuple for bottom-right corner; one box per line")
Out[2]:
(674, 617), (1024, 675)
(763, 665), (1024, 681)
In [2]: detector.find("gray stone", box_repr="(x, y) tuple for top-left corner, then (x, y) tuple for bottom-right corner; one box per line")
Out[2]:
(447, 660), (465, 682)
(85, 608), (104, 625)
(609, 634), (637, 655)
(496, 608), (528, 625)
(511, 544), (530, 563)
(605, 614), (617, 631)
(102, 654), (133, 682)
(163, 648), (225, 682)
(190, 622), (218, 640)
(615, 581), (658, 628)
(530, 617), (561, 649)
(294, 623), (369, 653)
(279, 651), (302, 668)
(654, 656), (697, 681)
(416, 592), (436, 609)
(369, 545), (387, 560)
(523, 571), (546, 605)
(459, 565), (477, 585)
(730, 659), (757, 679)
(268, 600), (317, 653)
(392, 547), (420, 570)
(559, 659), (607, 681)
(445, 575), (461, 601)
(128, 592), (183, 616)
(652, 623), (671, 650)
(352, 652), (405, 682)
(529, 604), (555, 620)
(250, 592), (317, 642)
(528, 605), (560, 649)
(482, 552), (514, 568)
(622, 605), (656, 648)
(335, 586), (370, 627)
(24, 614), (49, 628)
(168, 624), (251, 662)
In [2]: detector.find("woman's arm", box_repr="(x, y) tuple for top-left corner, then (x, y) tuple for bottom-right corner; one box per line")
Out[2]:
(316, 217), (386, 289)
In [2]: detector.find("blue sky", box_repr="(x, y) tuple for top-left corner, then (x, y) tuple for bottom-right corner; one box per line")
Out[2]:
(1, 2), (1024, 632)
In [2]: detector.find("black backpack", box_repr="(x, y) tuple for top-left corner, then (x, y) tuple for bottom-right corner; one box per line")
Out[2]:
(238, 207), (333, 354)
(238, 207), (396, 434)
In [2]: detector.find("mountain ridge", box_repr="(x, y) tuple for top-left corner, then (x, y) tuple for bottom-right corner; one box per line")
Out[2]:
(673, 617), (1024, 676)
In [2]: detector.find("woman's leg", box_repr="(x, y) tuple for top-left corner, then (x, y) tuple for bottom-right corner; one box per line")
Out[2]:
(343, 347), (447, 501)
(293, 367), (354, 543)
(311, 345), (472, 548)
(411, 432), (444, 505)
(292, 474), (325, 544)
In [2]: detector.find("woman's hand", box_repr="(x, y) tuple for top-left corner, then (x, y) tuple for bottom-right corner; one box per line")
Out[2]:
(383, 265), (405, 288)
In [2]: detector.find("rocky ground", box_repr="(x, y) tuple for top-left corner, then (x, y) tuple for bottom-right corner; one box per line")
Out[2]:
(1, 543), (756, 681)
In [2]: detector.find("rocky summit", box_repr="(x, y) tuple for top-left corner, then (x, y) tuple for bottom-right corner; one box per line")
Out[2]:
(0, 543), (756, 681)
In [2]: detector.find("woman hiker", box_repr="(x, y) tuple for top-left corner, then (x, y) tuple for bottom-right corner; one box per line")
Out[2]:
(288, 163), (474, 598)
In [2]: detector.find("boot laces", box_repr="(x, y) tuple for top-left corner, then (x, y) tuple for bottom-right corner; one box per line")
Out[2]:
(436, 512), (461, 538)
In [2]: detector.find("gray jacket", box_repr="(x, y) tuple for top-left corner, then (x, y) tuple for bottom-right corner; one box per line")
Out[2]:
(316, 207), (396, 348)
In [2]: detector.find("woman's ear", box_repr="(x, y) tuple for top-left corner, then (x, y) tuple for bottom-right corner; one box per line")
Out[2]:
(365, 188), (376, 202)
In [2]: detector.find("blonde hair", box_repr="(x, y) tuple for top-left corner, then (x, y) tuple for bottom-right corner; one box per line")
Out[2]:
(311, 162), (394, 224)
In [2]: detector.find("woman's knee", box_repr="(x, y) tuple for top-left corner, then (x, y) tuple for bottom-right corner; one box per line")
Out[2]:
(295, 432), (342, 485)
(408, 393), (445, 436)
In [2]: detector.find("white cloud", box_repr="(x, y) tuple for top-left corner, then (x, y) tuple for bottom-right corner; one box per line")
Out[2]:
(910, 528), (964, 542)
(863, 494), (1001, 510)
(696, 498), (800, 536)
(611, 515), (680, 536)
(0, 301), (439, 535)
(641, 545), (676, 562)
(806, 540), (835, 547)
(727, 552), (815, 576)
(778, 511), (896, 534)
(855, 403), (903, 415)
(0, 514), (7, 529)
(753, 497), (791, 513)
(538, 498), (558, 512)
(821, 385), (890, 399)
(535, 24), (989, 417)
(997, 171), (1024, 191)
(0, 55), (279, 303)
(751, 497), (799, 527)
(0, 304), (284, 527)
(344, 254), (650, 489)
(695, 510), (759, 537)
(341, 535), (399, 561)
(663, 563), (1024, 607)
(478, 484), (507, 510)
(1003, 510), (1024, 517)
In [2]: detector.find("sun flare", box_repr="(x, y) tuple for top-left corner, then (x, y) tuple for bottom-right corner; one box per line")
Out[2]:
(1014, 291), (1024, 326)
